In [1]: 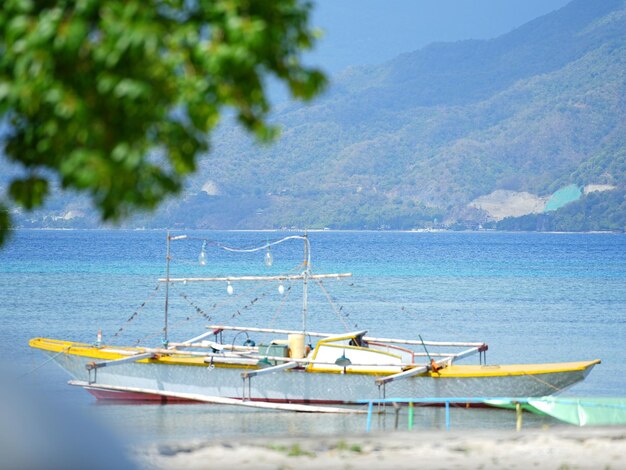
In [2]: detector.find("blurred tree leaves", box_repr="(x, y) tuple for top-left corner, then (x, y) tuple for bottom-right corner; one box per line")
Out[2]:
(0, 0), (325, 244)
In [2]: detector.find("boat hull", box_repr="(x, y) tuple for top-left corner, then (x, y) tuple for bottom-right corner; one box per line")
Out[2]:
(32, 339), (600, 404)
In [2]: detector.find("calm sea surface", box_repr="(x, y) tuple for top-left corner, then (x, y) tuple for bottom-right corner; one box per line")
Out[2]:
(1, 230), (624, 442)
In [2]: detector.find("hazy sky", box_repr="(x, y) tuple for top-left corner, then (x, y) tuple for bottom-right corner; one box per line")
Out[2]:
(309, 0), (572, 74)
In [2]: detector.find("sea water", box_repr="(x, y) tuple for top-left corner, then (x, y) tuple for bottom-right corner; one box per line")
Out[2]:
(0, 230), (624, 442)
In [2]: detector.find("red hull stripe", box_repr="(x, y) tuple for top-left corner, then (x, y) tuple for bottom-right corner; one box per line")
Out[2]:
(84, 386), (346, 405)
(83, 385), (493, 408)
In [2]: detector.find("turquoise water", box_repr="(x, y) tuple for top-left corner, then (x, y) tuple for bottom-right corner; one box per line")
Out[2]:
(1, 230), (624, 441)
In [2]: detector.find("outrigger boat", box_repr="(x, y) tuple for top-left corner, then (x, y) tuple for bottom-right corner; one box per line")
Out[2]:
(30, 234), (600, 410)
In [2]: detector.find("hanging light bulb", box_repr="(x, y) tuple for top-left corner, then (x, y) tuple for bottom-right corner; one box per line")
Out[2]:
(335, 350), (352, 374)
(227, 281), (234, 295)
(278, 283), (285, 295)
(264, 246), (273, 267)
(335, 351), (352, 367)
(198, 241), (207, 266)
(256, 357), (272, 369)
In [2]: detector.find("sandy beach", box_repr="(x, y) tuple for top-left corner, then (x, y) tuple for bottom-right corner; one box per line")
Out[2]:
(134, 427), (626, 470)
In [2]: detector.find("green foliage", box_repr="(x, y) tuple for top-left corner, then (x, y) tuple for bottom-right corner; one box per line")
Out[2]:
(0, 202), (9, 245)
(286, 443), (315, 457)
(9, 175), (48, 210)
(138, 191), (443, 231)
(265, 443), (315, 457)
(571, 147), (626, 187)
(333, 440), (363, 453)
(0, 0), (325, 244)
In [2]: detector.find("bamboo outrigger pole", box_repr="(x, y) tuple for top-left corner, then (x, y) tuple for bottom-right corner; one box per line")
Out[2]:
(158, 273), (352, 283)
(201, 325), (485, 348)
(67, 381), (365, 414)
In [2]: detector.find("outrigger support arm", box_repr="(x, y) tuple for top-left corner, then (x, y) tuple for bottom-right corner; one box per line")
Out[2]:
(375, 346), (486, 385)
(241, 361), (299, 379)
(376, 363), (433, 385)
(85, 352), (155, 371)
(202, 325), (487, 349)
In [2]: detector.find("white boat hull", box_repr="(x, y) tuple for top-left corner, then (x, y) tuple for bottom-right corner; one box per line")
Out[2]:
(46, 351), (597, 404)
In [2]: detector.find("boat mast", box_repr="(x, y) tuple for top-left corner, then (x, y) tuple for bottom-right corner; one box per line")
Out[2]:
(164, 231), (171, 346)
(164, 232), (187, 346)
(302, 233), (311, 334)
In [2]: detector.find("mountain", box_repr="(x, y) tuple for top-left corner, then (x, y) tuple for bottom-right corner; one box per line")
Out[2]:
(307, 0), (572, 74)
(6, 0), (626, 231)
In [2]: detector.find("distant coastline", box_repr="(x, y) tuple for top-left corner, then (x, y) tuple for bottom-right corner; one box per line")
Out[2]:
(7, 227), (624, 235)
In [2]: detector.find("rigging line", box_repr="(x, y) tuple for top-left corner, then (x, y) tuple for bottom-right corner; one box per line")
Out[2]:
(133, 309), (205, 346)
(178, 292), (214, 322)
(175, 271), (275, 314)
(523, 372), (565, 393)
(133, 260), (306, 346)
(173, 281), (257, 319)
(19, 346), (71, 378)
(111, 283), (161, 339)
(400, 305), (457, 339)
(175, 281), (270, 323)
(268, 284), (294, 330)
(314, 278), (353, 332)
(162, 299), (212, 335)
(210, 264), (303, 319)
(265, 261), (308, 330)
(152, 296), (250, 346)
(133, 276), (282, 346)
(174, 282), (279, 335)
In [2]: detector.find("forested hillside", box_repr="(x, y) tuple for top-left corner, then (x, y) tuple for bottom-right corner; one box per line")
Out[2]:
(6, 0), (626, 231)
(496, 189), (626, 232)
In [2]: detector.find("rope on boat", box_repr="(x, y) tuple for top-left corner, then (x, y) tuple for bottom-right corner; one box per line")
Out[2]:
(178, 291), (215, 322)
(111, 283), (161, 339)
(19, 346), (71, 378)
(175, 260), (302, 334)
(134, 273), (290, 346)
(524, 372), (565, 393)
(314, 278), (356, 332)
(265, 259), (309, 330)
(268, 284), (294, 330)
(132, 280), (266, 345)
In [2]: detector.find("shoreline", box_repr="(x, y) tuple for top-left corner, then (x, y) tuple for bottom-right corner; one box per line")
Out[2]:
(133, 426), (626, 470)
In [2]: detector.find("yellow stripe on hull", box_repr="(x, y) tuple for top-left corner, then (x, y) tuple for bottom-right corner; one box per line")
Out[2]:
(432, 360), (601, 378)
(28, 338), (255, 369)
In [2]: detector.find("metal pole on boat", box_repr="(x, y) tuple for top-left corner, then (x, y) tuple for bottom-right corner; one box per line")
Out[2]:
(162, 232), (187, 347)
(164, 231), (171, 346)
(302, 233), (310, 334)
